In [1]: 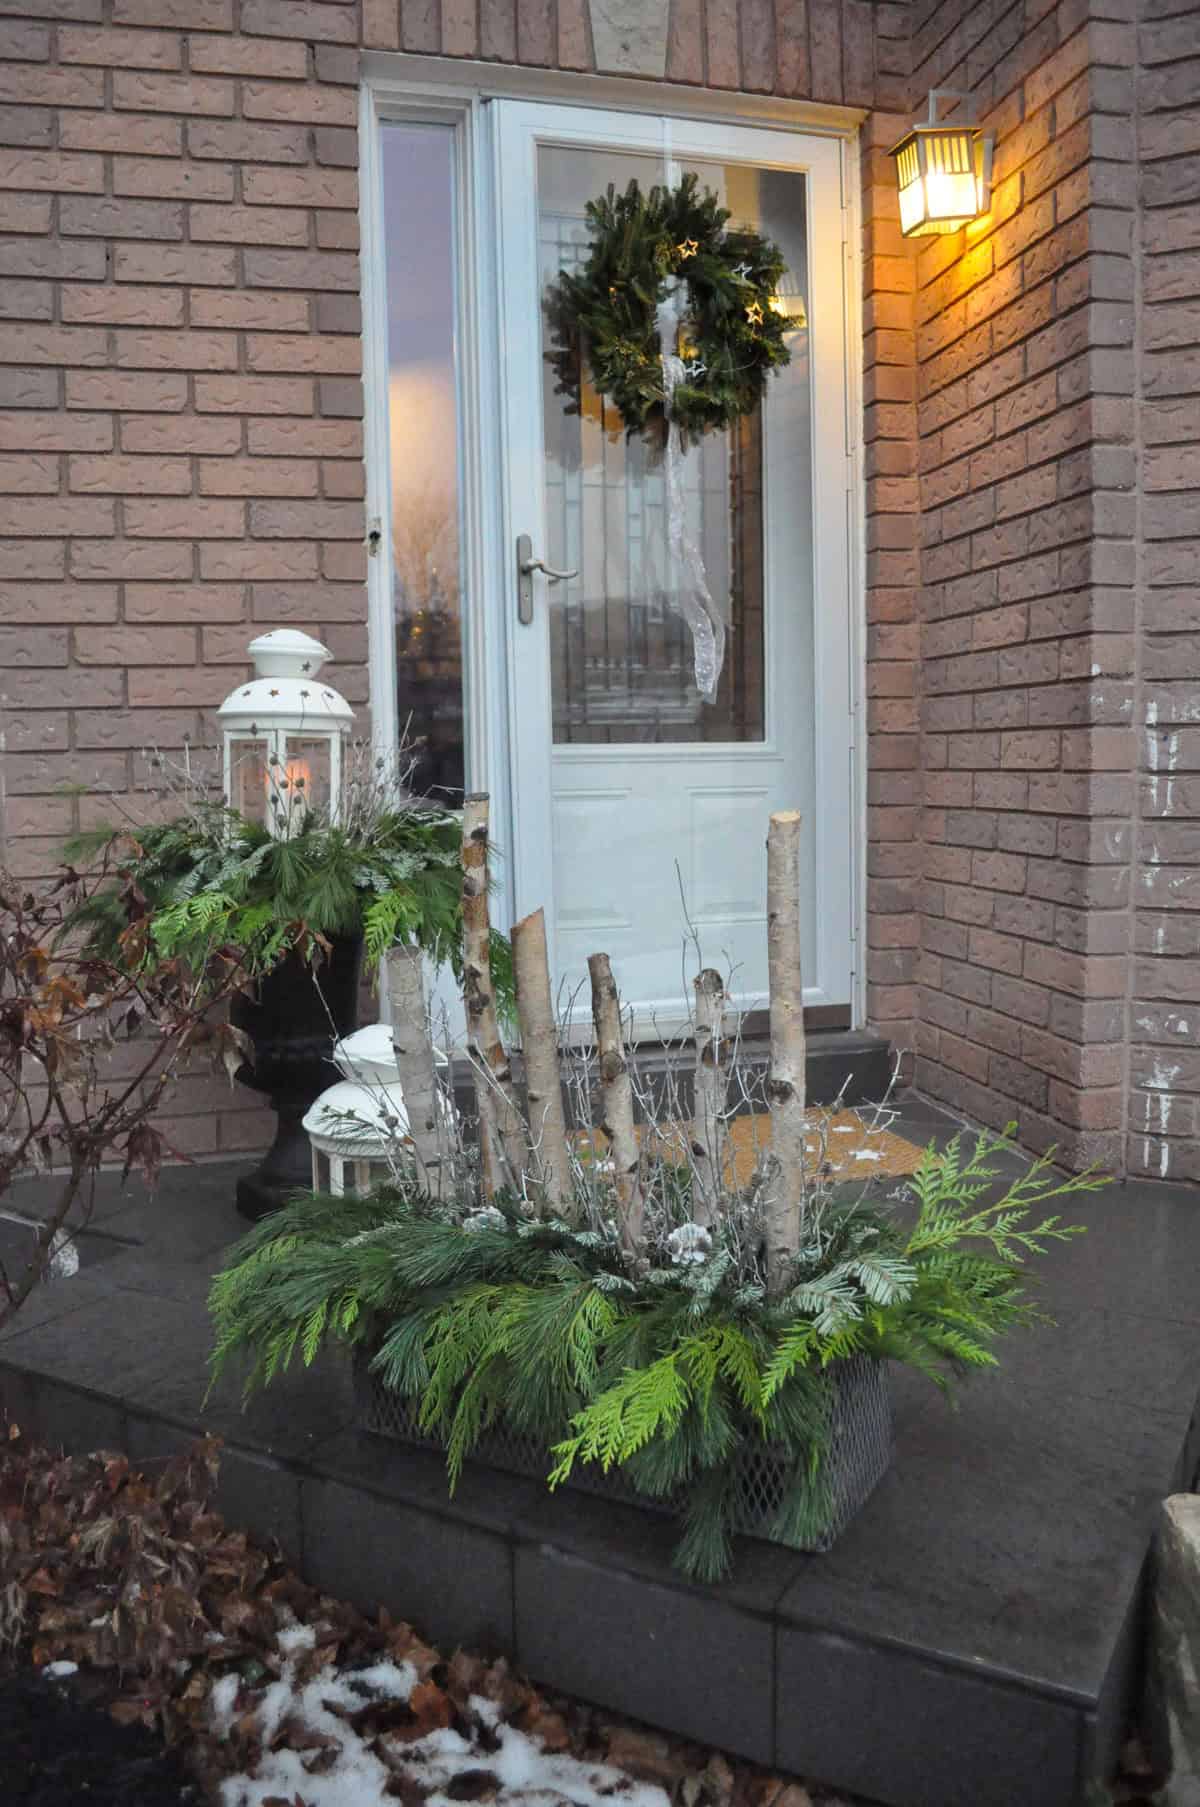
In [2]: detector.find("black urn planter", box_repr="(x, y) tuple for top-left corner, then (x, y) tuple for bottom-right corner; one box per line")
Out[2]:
(231, 932), (365, 1222)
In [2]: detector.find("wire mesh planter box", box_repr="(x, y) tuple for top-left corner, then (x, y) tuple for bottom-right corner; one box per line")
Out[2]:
(354, 1353), (892, 1555)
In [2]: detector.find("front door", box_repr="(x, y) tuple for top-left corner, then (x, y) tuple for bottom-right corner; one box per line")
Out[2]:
(493, 102), (856, 1033)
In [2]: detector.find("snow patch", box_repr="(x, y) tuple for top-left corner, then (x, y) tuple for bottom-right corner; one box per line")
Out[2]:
(210, 1672), (240, 1738)
(217, 1626), (669, 1807)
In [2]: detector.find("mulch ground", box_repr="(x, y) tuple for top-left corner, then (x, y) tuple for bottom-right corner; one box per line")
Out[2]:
(1, 1670), (198, 1806)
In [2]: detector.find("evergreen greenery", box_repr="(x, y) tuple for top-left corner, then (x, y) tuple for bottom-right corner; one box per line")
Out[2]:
(547, 173), (791, 443)
(209, 1130), (1098, 1582)
(65, 800), (514, 1004)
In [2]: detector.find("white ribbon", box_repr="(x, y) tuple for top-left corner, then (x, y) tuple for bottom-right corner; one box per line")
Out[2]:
(655, 280), (728, 703)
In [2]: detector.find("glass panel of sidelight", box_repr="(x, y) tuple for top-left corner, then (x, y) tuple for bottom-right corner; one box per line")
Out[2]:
(537, 147), (811, 748)
(227, 738), (271, 828)
(381, 122), (465, 801)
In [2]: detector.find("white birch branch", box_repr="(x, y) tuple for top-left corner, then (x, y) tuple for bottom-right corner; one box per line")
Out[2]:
(512, 907), (574, 1222)
(460, 793), (527, 1198)
(588, 951), (643, 1255)
(762, 810), (807, 1295)
(384, 942), (443, 1189)
(691, 966), (726, 1227)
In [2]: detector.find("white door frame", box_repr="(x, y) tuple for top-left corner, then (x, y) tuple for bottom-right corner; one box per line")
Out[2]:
(358, 63), (867, 1028)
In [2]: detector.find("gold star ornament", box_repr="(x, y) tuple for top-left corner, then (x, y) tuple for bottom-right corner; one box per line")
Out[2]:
(676, 238), (699, 260)
(745, 300), (764, 326)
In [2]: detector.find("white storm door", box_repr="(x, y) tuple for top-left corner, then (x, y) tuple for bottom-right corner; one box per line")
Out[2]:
(493, 101), (855, 1033)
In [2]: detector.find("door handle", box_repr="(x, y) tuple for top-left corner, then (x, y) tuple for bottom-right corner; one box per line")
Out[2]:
(517, 532), (578, 625)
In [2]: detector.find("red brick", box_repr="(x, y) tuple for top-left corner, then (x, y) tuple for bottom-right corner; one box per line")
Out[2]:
(188, 119), (309, 163)
(114, 243), (237, 285)
(0, 149), (104, 192)
(0, 20), (51, 58)
(195, 374), (314, 414)
(0, 324), (107, 368)
(125, 581), (245, 621)
(0, 279), (53, 322)
(249, 498), (361, 537)
(114, 156), (235, 201)
(75, 625), (196, 664)
(241, 80), (355, 125)
(246, 333), (359, 373)
(198, 456), (318, 496)
(69, 453), (191, 494)
(0, 451), (58, 491)
(0, 581), (116, 622)
(243, 247), (358, 290)
(200, 540), (317, 579)
(247, 416), (360, 455)
(241, 0), (357, 42)
(0, 63), (103, 106)
(120, 413), (241, 454)
(115, 0), (231, 24)
(0, 539), (66, 579)
(114, 329), (238, 370)
(60, 195), (185, 239)
(188, 34), (309, 77)
(114, 70), (234, 114)
(60, 112), (182, 155)
(59, 23), (181, 66)
(125, 497), (244, 537)
(61, 284), (185, 327)
(189, 202), (310, 245)
(189, 289), (310, 331)
(0, 194), (53, 233)
(0, 410), (110, 451)
(242, 164), (357, 208)
(66, 371), (187, 411)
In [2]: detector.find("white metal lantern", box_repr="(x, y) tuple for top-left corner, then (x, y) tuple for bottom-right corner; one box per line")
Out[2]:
(302, 1075), (410, 1197)
(305, 1022), (453, 1196)
(890, 91), (994, 238)
(217, 629), (354, 837)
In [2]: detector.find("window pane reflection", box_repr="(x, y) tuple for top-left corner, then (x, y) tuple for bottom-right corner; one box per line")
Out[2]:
(382, 122), (464, 799)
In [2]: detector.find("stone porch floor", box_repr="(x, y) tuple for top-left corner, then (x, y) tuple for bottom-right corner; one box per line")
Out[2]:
(1, 1096), (1198, 1807)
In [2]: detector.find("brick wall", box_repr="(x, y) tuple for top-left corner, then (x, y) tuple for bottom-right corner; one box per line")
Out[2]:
(0, 0), (370, 1159)
(905, 0), (1151, 1174)
(1129, 0), (1200, 1183)
(0, 0), (915, 1159)
(902, 0), (1200, 1180)
(1, 0), (1193, 1178)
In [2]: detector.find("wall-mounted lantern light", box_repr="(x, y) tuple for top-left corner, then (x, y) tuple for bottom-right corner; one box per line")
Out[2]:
(217, 629), (354, 838)
(890, 91), (994, 237)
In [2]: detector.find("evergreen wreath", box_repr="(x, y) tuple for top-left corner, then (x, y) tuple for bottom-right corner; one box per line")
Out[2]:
(547, 172), (792, 443)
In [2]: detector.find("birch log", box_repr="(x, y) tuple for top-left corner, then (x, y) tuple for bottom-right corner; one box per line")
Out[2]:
(588, 952), (644, 1255)
(512, 907), (574, 1221)
(691, 967), (726, 1227)
(763, 810), (807, 1295)
(384, 943), (443, 1189)
(461, 793), (528, 1197)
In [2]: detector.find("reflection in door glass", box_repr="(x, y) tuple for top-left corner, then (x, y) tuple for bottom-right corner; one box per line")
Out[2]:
(382, 122), (464, 799)
(539, 147), (810, 748)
